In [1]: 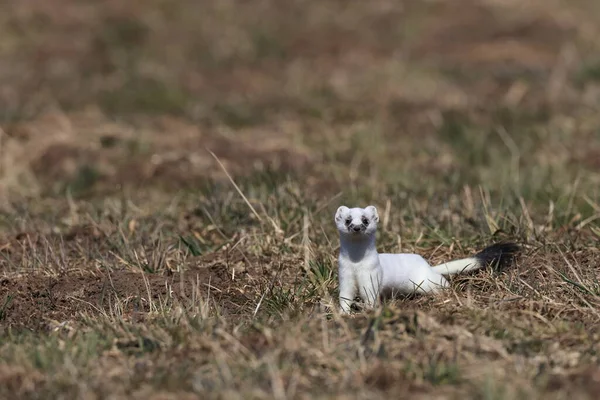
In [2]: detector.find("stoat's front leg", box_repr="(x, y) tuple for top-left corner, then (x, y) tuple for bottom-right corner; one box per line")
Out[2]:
(338, 262), (356, 314)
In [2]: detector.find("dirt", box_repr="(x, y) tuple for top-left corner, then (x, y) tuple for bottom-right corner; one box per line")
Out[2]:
(0, 247), (257, 332)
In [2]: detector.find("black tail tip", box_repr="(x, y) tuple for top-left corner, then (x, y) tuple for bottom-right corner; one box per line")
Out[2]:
(475, 242), (521, 271)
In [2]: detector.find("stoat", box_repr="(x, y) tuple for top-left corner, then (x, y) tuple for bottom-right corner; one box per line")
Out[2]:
(335, 205), (519, 313)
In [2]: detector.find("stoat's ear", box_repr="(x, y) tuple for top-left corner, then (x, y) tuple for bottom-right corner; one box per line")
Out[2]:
(365, 205), (379, 222)
(335, 206), (349, 221)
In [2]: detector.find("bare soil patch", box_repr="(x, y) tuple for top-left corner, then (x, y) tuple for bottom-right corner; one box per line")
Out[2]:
(0, 252), (254, 331)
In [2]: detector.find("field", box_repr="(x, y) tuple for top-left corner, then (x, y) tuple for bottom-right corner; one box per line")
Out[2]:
(2, 0), (600, 398)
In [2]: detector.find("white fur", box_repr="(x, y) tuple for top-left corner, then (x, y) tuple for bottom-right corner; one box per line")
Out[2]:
(335, 205), (382, 313)
(335, 205), (487, 313)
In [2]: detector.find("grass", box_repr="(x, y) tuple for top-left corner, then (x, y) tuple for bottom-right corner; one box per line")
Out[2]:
(1, 0), (600, 399)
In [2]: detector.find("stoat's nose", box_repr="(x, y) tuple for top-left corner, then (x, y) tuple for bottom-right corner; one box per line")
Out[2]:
(352, 225), (361, 232)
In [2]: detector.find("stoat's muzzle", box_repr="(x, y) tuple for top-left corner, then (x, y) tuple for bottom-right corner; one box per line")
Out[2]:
(347, 220), (367, 234)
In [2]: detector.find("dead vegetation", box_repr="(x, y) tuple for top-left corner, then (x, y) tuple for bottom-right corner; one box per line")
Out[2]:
(1, 0), (600, 398)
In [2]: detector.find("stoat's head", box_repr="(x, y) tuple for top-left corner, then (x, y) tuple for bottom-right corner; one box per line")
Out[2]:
(335, 205), (379, 238)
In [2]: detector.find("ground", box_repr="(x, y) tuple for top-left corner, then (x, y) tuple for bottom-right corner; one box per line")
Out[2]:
(1, 0), (600, 398)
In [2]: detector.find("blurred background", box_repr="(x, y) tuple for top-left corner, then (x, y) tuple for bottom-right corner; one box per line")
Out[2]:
(0, 0), (599, 215)
(2, 5), (600, 394)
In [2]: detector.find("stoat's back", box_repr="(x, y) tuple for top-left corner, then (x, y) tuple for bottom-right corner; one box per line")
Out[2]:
(378, 253), (448, 294)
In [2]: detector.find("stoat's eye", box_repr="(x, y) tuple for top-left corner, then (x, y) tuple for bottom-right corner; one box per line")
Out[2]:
(361, 217), (369, 225)
(345, 218), (352, 225)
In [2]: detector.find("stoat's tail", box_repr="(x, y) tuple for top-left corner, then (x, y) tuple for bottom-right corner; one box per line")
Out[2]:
(431, 242), (520, 276)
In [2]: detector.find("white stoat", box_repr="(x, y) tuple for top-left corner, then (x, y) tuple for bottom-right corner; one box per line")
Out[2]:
(334, 205), (519, 313)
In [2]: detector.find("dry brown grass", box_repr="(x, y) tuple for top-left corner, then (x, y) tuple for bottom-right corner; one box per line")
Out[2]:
(2, 0), (600, 398)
